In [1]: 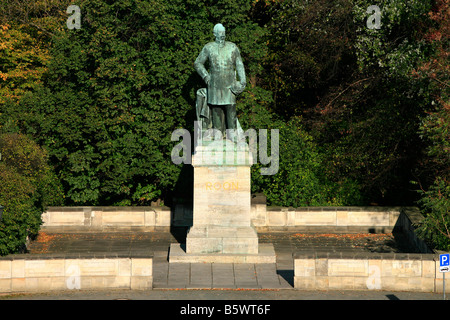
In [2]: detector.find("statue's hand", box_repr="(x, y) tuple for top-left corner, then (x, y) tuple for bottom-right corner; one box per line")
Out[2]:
(230, 81), (246, 95)
(204, 74), (211, 85)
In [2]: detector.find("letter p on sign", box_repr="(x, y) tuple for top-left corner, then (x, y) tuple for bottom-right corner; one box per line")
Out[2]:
(440, 254), (449, 272)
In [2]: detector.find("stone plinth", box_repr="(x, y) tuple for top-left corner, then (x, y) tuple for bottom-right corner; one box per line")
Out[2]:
(188, 141), (258, 255)
(170, 140), (274, 263)
(187, 225), (258, 254)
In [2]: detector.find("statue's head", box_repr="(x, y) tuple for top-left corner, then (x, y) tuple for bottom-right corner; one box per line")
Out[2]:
(213, 23), (226, 46)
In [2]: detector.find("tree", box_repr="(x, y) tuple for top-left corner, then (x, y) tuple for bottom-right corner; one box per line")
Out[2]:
(260, 0), (434, 205)
(6, 0), (270, 206)
(0, 0), (70, 105)
(0, 133), (63, 255)
(414, 0), (450, 250)
(238, 87), (362, 207)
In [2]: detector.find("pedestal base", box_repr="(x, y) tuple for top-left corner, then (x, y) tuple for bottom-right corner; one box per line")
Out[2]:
(169, 243), (276, 264)
(186, 225), (259, 254)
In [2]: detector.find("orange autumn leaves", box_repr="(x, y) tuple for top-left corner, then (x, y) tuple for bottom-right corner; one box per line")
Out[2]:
(0, 23), (50, 103)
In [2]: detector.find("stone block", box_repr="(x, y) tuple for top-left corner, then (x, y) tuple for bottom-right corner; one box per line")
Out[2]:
(389, 210), (401, 227)
(315, 259), (328, 276)
(65, 259), (118, 277)
(328, 276), (367, 290)
(251, 204), (267, 226)
(102, 212), (145, 226)
(10, 278), (25, 292)
(336, 211), (348, 225)
(118, 259), (132, 277)
(381, 276), (422, 292)
(11, 260), (24, 278)
(381, 260), (421, 278)
(91, 210), (102, 227)
(435, 278), (450, 293)
(0, 279), (11, 292)
(294, 259), (315, 277)
(20, 277), (66, 291)
(25, 260), (65, 278)
(155, 208), (171, 226)
(346, 211), (390, 226)
(131, 276), (153, 290)
(131, 258), (152, 276)
(222, 238), (259, 254)
(187, 237), (223, 254)
(422, 260), (436, 278)
(267, 210), (286, 226)
(47, 211), (85, 226)
(80, 276), (126, 289)
(314, 276), (329, 289)
(295, 211), (336, 226)
(328, 259), (368, 277)
(294, 276), (316, 290)
(0, 260), (11, 279)
(186, 225), (259, 255)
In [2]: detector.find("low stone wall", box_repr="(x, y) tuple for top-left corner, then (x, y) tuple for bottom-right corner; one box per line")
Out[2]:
(292, 207), (442, 292)
(42, 201), (406, 233)
(294, 251), (443, 292)
(0, 254), (153, 293)
(42, 206), (171, 231)
(395, 207), (433, 253)
(254, 206), (401, 233)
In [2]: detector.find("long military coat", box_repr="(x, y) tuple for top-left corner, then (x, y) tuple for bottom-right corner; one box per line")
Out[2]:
(194, 41), (246, 105)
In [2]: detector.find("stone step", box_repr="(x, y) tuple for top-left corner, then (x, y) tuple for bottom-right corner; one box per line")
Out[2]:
(152, 253), (292, 290)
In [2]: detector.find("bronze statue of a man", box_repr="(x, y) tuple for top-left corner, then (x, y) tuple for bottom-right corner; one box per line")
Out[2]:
(194, 23), (246, 138)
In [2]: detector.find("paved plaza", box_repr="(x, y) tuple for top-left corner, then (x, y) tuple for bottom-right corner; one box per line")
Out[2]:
(0, 229), (444, 300)
(18, 228), (418, 291)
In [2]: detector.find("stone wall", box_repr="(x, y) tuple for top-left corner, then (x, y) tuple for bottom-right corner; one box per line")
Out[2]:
(0, 254), (152, 293)
(394, 207), (433, 253)
(42, 197), (408, 233)
(42, 206), (171, 232)
(291, 206), (442, 292)
(294, 251), (443, 292)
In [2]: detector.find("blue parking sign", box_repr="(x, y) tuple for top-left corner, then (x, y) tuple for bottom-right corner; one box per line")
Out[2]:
(440, 254), (450, 272)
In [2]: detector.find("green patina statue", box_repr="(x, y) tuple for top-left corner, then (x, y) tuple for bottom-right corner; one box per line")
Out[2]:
(194, 23), (246, 139)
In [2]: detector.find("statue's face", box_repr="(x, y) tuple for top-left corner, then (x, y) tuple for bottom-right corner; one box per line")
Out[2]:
(214, 30), (226, 45)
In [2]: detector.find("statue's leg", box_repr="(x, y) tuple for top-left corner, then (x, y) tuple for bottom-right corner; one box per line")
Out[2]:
(224, 104), (237, 141)
(210, 105), (225, 137)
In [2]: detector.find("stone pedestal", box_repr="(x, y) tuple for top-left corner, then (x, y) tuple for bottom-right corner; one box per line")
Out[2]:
(169, 140), (275, 263)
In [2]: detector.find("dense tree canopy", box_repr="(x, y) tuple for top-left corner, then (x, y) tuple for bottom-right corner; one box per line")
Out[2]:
(0, 0), (448, 251)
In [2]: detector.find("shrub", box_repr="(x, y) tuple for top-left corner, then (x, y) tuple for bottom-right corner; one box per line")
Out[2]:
(416, 178), (450, 251)
(0, 133), (63, 255)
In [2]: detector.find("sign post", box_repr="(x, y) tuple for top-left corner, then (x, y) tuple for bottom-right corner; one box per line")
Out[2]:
(440, 254), (449, 300)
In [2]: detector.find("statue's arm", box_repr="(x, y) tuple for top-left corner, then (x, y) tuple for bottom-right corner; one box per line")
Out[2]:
(236, 53), (246, 86)
(194, 47), (210, 83)
(233, 47), (246, 94)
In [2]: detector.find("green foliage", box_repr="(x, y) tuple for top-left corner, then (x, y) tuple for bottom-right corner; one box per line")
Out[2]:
(3, 0), (270, 206)
(0, 133), (63, 256)
(353, 0), (432, 77)
(416, 178), (450, 251)
(0, 0), (446, 253)
(259, 0), (357, 117)
(238, 88), (362, 207)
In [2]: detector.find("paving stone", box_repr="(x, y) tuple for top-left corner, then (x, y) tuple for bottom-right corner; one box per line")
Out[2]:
(167, 263), (189, 288)
(234, 264), (260, 289)
(189, 263), (212, 288)
(212, 263), (235, 288)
